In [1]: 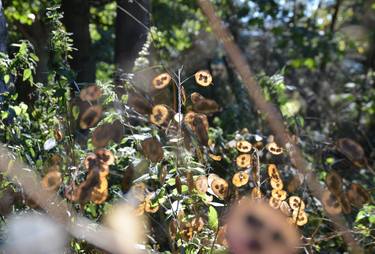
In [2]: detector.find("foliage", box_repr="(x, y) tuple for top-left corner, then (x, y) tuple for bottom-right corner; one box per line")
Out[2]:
(0, 0), (375, 253)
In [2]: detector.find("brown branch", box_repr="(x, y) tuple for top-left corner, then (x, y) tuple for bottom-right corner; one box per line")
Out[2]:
(197, 0), (362, 253)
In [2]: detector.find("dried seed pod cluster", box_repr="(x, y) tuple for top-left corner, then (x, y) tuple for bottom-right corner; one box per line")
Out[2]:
(69, 71), (311, 254)
(208, 174), (229, 200)
(75, 149), (115, 204)
(41, 170), (62, 192)
(184, 111), (209, 146)
(289, 196), (308, 226)
(92, 120), (124, 147)
(267, 164), (308, 226)
(190, 92), (220, 114)
(150, 104), (169, 126)
(169, 212), (205, 241)
(193, 174), (228, 201)
(79, 84), (102, 101)
(195, 175), (209, 194)
(130, 183), (160, 216)
(152, 72), (172, 90)
(235, 141), (253, 173)
(78, 85), (103, 130)
(320, 138), (370, 215)
(335, 138), (367, 167)
(232, 170), (250, 187)
(266, 141), (283, 155)
(194, 70), (213, 87)
(208, 153), (222, 161)
(141, 137), (164, 163)
(323, 169), (370, 215)
(69, 71), (371, 253)
(347, 183), (371, 208)
(149, 70), (216, 150)
(79, 105), (103, 130)
(7, 62), (375, 254)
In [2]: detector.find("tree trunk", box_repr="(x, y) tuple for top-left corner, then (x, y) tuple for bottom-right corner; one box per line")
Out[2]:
(0, 0), (7, 97)
(28, 20), (49, 84)
(62, 0), (95, 82)
(0, 0), (6, 53)
(115, 0), (150, 72)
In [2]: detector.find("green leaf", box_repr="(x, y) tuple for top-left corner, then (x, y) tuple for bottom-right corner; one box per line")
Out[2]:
(10, 105), (21, 115)
(208, 206), (218, 231)
(369, 215), (375, 224)
(23, 68), (32, 81)
(295, 116), (305, 127)
(74, 242), (81, 251)
(1, 111), (9, 120)
(85, 203), (97, 217)
(19, 102), (28, 112)
(30, 53), (39, 62)
(19, 42), (27, 54)
(72, 106), (80, 120)
(280, 99), (301, 117)
(290, 59), (303, 68)
(4, 74), (10, 84)
(303, 58), (316, 70)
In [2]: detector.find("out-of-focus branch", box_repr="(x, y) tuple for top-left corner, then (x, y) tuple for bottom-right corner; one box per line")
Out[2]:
(0, 145), (125, 254)
(196, 0), (362, 253)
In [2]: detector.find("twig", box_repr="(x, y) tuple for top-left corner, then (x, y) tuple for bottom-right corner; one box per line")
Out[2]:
(209, 226), (220, 254)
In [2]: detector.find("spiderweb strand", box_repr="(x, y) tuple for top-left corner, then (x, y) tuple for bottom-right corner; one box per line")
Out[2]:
(116, 4), (150, 31)
(196, 0), (362, 253)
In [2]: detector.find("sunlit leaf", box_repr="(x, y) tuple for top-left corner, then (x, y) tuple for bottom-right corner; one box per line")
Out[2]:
(208, 206), (218, 231)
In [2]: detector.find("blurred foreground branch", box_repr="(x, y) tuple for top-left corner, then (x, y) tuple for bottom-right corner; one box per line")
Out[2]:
(0, 145), (136, 254)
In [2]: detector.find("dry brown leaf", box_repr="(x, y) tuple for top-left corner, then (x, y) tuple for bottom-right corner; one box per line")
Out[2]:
(321, 190), (342, 215)
(141, 137), (164, 163)
(79, 105), (102, 129)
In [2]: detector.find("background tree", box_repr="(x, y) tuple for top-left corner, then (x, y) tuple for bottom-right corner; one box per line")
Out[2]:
(62, 0), (95, 82)
(0, 0), (7, 100)
(115, 0), (150, 72)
